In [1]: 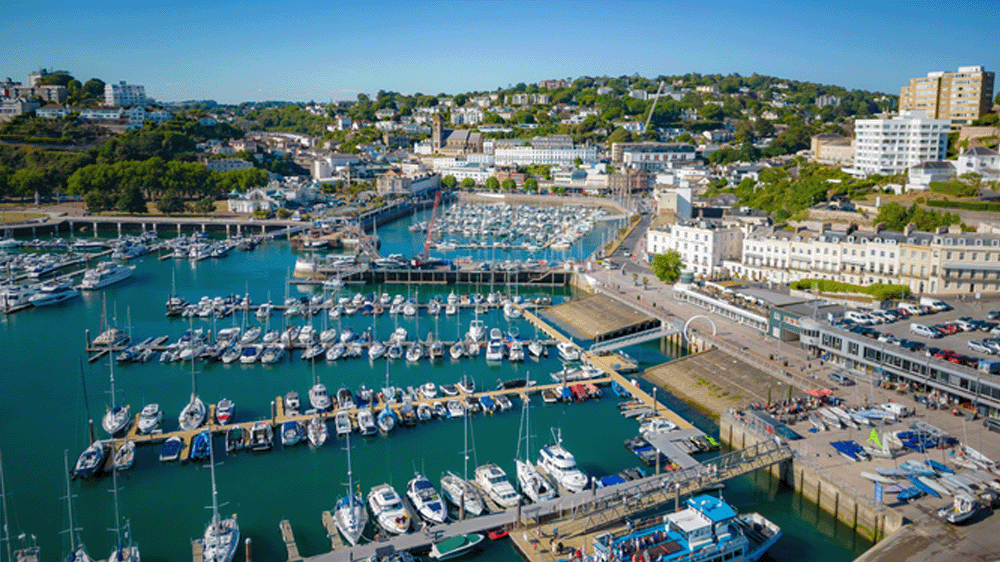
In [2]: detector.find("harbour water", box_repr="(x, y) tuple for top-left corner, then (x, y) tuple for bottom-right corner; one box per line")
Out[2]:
(0, 206), (870, 562)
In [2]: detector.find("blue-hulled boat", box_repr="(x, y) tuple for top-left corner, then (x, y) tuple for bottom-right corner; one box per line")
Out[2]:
(190, 430), (211, 461)
(907, 475), (941, 498)
(611, 381), (630, 398)
(925, 459), (954, 474)
(160, 436), (183, 462)
(900, 460), (936, 477)
(597, 474), (627, 488)
(478, 395), (496, 414)
(73, 440), (106, 478)
(875, 466), (907, 477)
(897, 487), (923, 501)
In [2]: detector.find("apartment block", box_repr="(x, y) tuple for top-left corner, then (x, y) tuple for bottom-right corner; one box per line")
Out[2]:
(646, 219), (743, 277)
(810, 134), (854, 166)
(899, 66), (995, 126)
(852, 111), (950, 176)
(104, 81), (146, 106)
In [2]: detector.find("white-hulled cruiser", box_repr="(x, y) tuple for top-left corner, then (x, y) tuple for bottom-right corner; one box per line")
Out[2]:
(407, 474), (447, 524)
(368, 484), (410, 535)
(202, 437), (239, 562)
(440, 470), (485, 517)
(28, 282), (80, 306)
(538, 429), (588, 493)
(474, 463), (522, 509)
(591, 495), (782, 562)
(81, 263), (135, 290)
(137, 403), (162, 434)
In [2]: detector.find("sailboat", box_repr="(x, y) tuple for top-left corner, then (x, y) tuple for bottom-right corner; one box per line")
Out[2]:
(440, 385), (485, 518)
(107, 467), (139, 562)
(2, 451), (41, 562)
(334, 433), (368, 546)
(101, 357), (131, 437)
(62, 451), (93, 562)
(516, 395), (556, 502)
(308, 362), (332, 412)
(178, 343), (206, 431)
(202, 436), (240, 562)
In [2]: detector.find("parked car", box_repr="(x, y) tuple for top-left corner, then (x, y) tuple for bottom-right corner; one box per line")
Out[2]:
(987, 310), (1000, 321)
(985, 418), (1000, 433)
(967, 340), (994, 355)
(910, 323), (940, 338)
(828, 371), (856, 386)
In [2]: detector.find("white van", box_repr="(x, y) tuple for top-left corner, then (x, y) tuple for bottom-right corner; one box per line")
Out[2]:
(910, 323), (939, 338)
(881, 403), (909, 418)
(899, 302), (921, 315)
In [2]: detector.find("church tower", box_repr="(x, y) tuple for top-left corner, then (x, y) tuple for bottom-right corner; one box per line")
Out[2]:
(432, 113), (442, 152)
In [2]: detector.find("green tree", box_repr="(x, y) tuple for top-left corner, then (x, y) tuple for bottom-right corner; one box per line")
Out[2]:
(156, 189), (185, 215)
(485, 176), (500, 191)
(84, 190), (113, 213)
(192, 196), (216, 214)
(501, 178), (516, 191)
(651, 251), (683, 283)
(441, 175), (457, 189)
(607, 127), (632, 145)
(524, 178), (538, 192)
(9, 168), (47, 199)
(276, 208), (292, 219)
(81, 78), (106, 100)
(116, 185), (147, 214)
(461, 177), (475, 189)
(698, 103), (723, 121)
(754, 119), (775, 137)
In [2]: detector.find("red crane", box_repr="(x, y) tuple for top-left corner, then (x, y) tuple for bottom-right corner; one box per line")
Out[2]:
(422, 190), (442, 260)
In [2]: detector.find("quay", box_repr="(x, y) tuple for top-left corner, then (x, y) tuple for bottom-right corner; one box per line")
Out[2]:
(280, 519), (304, 562)
(293, 266), (573, 287)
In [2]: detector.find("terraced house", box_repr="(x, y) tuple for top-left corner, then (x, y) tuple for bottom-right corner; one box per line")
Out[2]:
(723, 223), (1000, 296)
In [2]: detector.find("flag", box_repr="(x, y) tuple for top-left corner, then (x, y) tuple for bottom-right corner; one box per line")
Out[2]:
(867, 428), (881, 449)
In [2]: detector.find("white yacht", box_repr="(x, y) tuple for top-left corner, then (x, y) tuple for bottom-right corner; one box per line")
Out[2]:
(485, 338), (504, 362)
(406, 474), (447, 525)
(309, 383), (332, 411)
(466, 319), (485, 342)
(179, 394), (207, 431)
(556, 341), (581, 361)
(137, 403), (162, 434)
(335, 434), (368, 546)
(475, 463), (522, 509)
(368, 484), (411, 535)
(356, 408), (378, 436)
(81, 263), (135, 290)
(308, 417), (327, 448)
(517, 458), (556, 502)
(28, 282), (80, 306)
(368, 340), (387, 360)
(537, 429), (588, 493)
(440, 471), (484, 516)
(202, 440), (239, 562)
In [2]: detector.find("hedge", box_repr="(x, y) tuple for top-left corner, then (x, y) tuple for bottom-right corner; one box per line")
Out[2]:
(927, 200), (1000, 212)
(790, 278), (910, 301)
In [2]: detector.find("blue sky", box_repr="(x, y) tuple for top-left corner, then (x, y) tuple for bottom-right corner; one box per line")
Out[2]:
(4, 0), (997, 104)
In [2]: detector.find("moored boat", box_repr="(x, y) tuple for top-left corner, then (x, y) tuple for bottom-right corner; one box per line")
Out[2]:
(429, 533), (484, 560)
(368, 484), (410, 535)
(407, 474), (447, 524)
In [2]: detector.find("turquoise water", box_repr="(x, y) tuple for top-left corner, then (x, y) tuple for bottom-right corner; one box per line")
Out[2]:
(0, 208), (870, 562)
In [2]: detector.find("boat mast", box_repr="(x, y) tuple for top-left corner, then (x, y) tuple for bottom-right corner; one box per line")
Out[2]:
(208, 432), (220, 528)
(344, 432), (356, 528)
(110, 460), (123, 558)
(62, 450), (83, 559)
(1, 450), (12, 562)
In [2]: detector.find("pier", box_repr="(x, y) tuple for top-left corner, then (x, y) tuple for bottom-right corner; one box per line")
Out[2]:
(292, 266), (573, 287)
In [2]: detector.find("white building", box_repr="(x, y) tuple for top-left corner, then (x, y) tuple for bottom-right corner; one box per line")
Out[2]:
(494, 144), (597, 166)
(227, 188), (278, 214)
(956, 147), (1000, 181)
(104, 81), (146, 106)
(646, 220), (743, 277)
(906, 161), (955, 191)
(79, 107), (124, 121)
(205, 158), (254, 172)
(450, 108), (483, 125)
(815, 94), (841, 108)
(852, 111), (950, 176)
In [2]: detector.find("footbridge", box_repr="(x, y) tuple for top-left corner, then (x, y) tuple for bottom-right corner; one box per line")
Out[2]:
(588, 323), (682, 353)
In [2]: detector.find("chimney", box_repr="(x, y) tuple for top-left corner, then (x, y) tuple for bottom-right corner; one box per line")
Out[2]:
(948, 224), (962, 234)
(874, 222), (886, 233)
(821, 222), (832, 233)
(935, 226), (949, 234)
(904, 222), (916, 236)
(845, 222), (858, 235)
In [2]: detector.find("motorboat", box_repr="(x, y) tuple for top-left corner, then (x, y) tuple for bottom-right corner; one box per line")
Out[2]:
(508, 339), (525, 362)
(28, 282), (80, 307)
(447, 400), (465, 418)
(310, 383), (333, 411)
(538, 429), (588, 493)
(449, 341), (464, 359)
(281, 421), (304, 447)
(137, 403), (163, 434)
(377, 407), (396, 434)
(467, 319), (485, 342)
(517, 459), (556, 502)
(249, 421), (273, 451)
(240, 326), (262, 345)
(475, 463), (522, 508)
(457, 378), (475, 394)
(527, 339), (545, 358)
(485, 338), (504, 362)
(225, 426), (246, 453)
(335, 411), (352, 436)
(440, 471), (484, 516)
(406, 342), (423, 362)
(417, 403), (433, 422)
(301, 343), (325, 361)
(190, 430), (211, 462)
(285, 391), (301, 413)
(259, 345), (284, 364)
(159, 436), (183, 462)
(308, 415), (328, 447)
(407, 474), (447, 524)
(73, 440), (106, 478)
(356, 408), (378, 436)
(81, 263), (135, 290)
(220, 345), (242, 364)
(368, 340), (387, 360)
(239, 344), (262, 363)
(337, 387), (356, 410)
(216, 398), (235, 425)
(420, 382), (438, 400)
(429, 534), (484, 560)
(387, 342), (403, 360)
(368, 484), (411, 535)
(556, 342), (581, 361)
(938, 493), (978, 524)
(179, 394), (207, 431)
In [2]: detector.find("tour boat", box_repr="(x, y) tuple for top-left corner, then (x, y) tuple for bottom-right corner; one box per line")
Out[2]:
(591, 495), (782, 562)
(368, 484), (411, 535)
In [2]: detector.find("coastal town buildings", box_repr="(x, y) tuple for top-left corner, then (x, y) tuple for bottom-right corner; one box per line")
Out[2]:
(104, 81), (146, 106)
(899, 66), (995, 127)
(646, 219), (743, 277)
(851, 111), (950, 176)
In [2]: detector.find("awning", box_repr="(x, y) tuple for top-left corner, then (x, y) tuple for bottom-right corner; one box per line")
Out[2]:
(805, 388), (833, 397)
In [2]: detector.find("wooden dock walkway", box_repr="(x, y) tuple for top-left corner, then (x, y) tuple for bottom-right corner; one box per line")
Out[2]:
(191, 538), (203, 562)
(321, 510), (346, 550)
(280, 519), (304, 562)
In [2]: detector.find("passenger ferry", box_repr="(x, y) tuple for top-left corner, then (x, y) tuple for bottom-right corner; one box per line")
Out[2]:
(592, 495), (781, 562)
